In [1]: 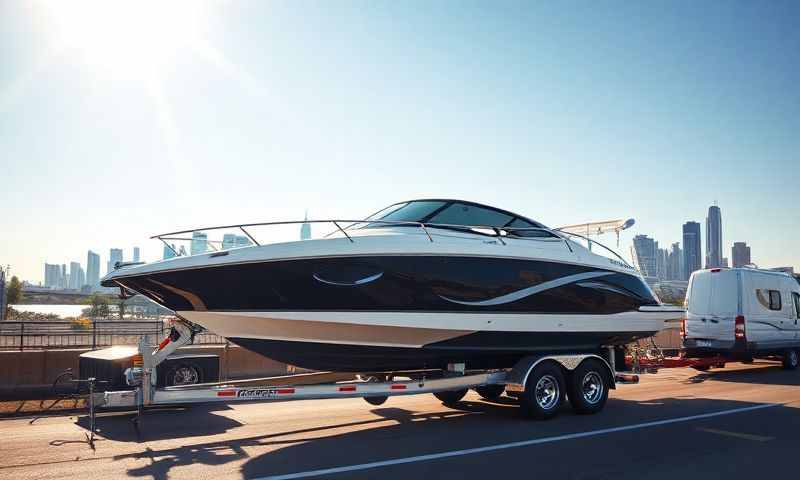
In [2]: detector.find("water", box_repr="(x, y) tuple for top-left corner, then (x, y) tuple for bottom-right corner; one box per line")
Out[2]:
(10, 304), (86, 318)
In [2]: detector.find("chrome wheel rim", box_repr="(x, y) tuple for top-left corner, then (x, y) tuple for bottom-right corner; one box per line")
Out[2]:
(582, 372), (604, 405)
(172, 366), (199, 385)
(535, 375), (559, 410)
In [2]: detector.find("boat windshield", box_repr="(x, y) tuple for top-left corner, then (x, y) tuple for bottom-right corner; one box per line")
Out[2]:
(361, 200), (556, 238)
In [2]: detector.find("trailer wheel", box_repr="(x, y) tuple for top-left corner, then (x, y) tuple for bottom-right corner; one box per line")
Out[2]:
(567, 359), (610, 415)
(475, 384), (505, 401)
(783, 349), (799, 370)
(519, 362), (565, 420)
(362, 375), (389, 406)
(165, 362), (202, 386)
(691, 365), (711, 371)
(434, 388), (468, 405)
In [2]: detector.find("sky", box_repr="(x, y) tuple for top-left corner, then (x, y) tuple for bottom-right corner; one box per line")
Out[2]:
(1, 0), (799, 284)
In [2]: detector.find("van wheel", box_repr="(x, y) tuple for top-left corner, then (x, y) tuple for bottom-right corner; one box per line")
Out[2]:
(519, 362), (565, 420)
(782, 349), (799, 370)
(567, 359), (610, 415)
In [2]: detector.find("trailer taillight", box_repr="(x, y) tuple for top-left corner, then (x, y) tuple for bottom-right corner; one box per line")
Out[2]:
(735, 315), (746, 340)
(680, 318), (687, 339)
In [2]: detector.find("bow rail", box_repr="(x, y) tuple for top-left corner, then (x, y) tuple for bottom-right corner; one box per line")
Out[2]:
(151, 219), (633, 268)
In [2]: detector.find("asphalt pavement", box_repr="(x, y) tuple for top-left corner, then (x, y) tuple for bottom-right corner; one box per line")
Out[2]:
(1, 361), (798, 480)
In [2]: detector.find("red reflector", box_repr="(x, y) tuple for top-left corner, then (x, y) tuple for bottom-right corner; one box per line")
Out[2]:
(390, 384), (407, 390)
(276, 388), (295, 394)
(735, 315), (746, 340)
(339, 385), (357, 392)
(217, 390), (236, 397)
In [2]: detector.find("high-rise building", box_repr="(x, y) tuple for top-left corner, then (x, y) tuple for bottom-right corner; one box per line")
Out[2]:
(300, 211), (312, 240)
(107, 248), (123, 275)
(163, 243), (178, 259)
(0, 266), (7, 320)
(69, 262), (84, 290)
(222, 234), (252, 250)
(666, 242), (682, 281)
(705, 205), (723, 268)
(235, 235), (251, 247)
(682, 221), (702, 280)
(86, 250), (100, 288)
(222, 234), (237, 250)
(61, 264), (67, 289)
(133, 247), (140, 263)
(631, 235), (658, 278)
(190, 232), (208, 255)
(44, 263), (62, 289)
(732, 242), (751, 268)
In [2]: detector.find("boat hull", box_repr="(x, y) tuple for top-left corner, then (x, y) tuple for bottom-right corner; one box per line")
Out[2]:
(179, 310), (669, 371)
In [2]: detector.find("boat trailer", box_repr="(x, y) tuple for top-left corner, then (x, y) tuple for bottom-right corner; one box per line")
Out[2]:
(76, 319), (639, 441)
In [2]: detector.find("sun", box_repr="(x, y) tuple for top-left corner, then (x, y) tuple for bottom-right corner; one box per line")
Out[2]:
(40, 0), (211, 78)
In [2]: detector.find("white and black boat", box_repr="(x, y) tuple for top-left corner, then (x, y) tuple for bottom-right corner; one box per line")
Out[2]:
(101, 199), (681, 372)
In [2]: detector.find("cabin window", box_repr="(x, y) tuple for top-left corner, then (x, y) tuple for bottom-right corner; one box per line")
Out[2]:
(428, 203), (513, 228)
(768, 290), (782, 311)
(505, 218), (558, 238)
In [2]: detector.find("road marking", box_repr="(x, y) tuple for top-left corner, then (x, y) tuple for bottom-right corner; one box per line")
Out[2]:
(697, 427), (774, 442)
(255, 403), (780, 480)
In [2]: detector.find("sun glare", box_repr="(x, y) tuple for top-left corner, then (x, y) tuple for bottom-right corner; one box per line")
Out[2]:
(41, 0), (210, 77)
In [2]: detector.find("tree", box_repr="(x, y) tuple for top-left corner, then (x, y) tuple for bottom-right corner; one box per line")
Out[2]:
(88, 293), (110, 319)
(6, 276), (22, 305)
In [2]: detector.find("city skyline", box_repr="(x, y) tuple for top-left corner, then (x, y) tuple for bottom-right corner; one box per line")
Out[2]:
(2, 2), (799, 282)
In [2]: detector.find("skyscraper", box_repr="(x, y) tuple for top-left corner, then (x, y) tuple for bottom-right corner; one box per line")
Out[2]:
(86, 250), (100, 288)
(44, 263), (61, 288)
(133, 247), (140, 263)
(631, 235), (658, 278)
(667, 242), (683, 281)
(190, 232), (208, 255)
(0, 267), (6, 320)
(60, 264), (67, 289)
(705, 205), (722, 268)
(732, 242), (751, 268)
(300, 211), (312, 240)
(69, 262), (84, 290)
(222, 234), (237, 250)
(163, 243), (178, 259)
(107, 248), (123, 275)
(683, 221), (702, 280)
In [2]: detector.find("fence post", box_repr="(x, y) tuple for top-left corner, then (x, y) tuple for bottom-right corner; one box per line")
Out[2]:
(92, 320), (97, 350)
(19, 322), (24, 352)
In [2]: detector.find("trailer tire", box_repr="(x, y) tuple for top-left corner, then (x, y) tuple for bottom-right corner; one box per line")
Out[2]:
(475, 384), (505, 401)
(165, 362), (203, 386)
(364, 395), (388, 406)
(783, 349), (799, 370)
(691, 365), (711, 371)
(567, 359), (610, 415)
(519, 362), (565, 420)
(434, 388), (468, 405)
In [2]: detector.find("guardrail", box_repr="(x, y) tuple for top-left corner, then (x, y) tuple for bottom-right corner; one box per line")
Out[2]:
(0, 321), (227, 351)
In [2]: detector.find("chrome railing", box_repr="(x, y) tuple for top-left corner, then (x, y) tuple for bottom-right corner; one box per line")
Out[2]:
(151, 219), (633, 268)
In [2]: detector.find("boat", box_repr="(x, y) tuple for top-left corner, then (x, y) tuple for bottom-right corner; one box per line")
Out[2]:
(101, 199), (682, 372)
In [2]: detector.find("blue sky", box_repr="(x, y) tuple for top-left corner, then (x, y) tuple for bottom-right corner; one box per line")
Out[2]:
(1, 1), (799, 283)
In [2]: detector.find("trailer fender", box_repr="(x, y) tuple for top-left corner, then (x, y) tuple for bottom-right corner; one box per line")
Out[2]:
(505, 354), (616, 394)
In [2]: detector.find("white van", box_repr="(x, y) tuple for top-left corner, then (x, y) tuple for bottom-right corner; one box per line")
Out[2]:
(683, 267), (800, 369)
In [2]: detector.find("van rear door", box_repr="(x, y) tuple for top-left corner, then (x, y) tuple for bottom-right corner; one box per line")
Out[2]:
(686, 270), (738, 342)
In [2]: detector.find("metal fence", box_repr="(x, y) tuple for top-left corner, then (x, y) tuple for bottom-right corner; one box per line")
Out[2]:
(0, 320), (227, 351)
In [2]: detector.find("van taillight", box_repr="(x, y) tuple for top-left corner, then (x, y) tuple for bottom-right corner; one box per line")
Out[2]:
(680, 318), (687, 339)
(735, 315), (746, 340)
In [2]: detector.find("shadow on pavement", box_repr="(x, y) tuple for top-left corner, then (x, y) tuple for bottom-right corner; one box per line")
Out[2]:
(683, 363), (800, 386)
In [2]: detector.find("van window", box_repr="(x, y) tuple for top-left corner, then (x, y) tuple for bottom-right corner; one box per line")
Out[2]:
(768, 290), (782, 311)
(794, 292), (800, 318)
